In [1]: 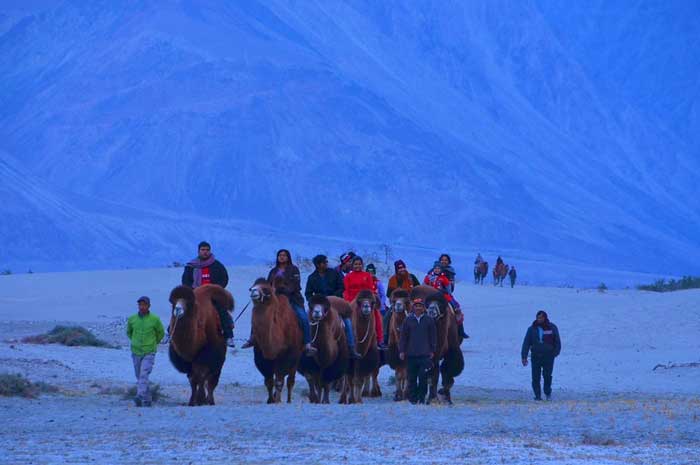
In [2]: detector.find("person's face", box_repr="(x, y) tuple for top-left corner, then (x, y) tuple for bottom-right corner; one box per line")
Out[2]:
(198, 246), (211, 260)
(277, 251), (289, 265)
(440, 256), (450, 267)
(352, 260), (363, 272)
(433, 265), (442, 275)
(138, 301), (150, 314)
(317, 260), (328, 272)
(536, 314), (546, 325)
(396, 265), (407, 276)
(412, 302), (425, 316)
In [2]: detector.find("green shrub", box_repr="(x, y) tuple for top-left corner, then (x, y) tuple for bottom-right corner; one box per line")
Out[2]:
(637, 276), (700, 292)
(23, 325), (112, 348)
(0, 373), (58, 398)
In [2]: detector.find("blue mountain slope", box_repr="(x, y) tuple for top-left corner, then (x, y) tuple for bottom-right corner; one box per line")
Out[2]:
(0, 0), (698, 275)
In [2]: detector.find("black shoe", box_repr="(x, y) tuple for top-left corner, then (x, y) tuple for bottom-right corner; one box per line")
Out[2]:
(241, 339), (254, 349)
(226, 337), (236, 348)
(417, 398), (425, 404)
(134, 397), (143, 407)
(534, 396), (543, 401)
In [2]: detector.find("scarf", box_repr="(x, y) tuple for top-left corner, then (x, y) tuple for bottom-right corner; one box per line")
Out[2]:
(188, 255), (216, 288)
(533, 319), (555, 345)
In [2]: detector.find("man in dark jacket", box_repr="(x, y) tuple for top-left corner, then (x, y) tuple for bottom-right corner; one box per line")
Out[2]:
(509, 266), (517, 288)
(181, 241), (235, 347)
(521, 310), (561, 401)
(399, 297), (437, 404)
(305, 255), (359, 358)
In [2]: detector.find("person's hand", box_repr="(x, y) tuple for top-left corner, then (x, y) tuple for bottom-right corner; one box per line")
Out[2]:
(399, 352), (405, 361)
(521, 358), (528, 367)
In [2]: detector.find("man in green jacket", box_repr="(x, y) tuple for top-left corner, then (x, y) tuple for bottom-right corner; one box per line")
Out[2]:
(126, 296), (165, 407)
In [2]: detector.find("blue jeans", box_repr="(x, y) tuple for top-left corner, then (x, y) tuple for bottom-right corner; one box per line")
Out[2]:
(342, 317), (356, 348)
(292, 303), (311, 344)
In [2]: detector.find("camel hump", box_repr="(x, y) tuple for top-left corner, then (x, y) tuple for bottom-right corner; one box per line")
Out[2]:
(170, 285), (195, 307)
(389, 288), (410, 301)
(327, 296), (352, 319)
(410, 285), (440, 302)
(196, 284), (234, 312)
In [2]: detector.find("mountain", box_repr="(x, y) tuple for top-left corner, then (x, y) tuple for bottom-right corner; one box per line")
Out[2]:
(1, 0), (698, 277)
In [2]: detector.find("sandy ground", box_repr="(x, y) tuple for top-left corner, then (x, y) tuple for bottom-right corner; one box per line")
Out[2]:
(1, 267), (699, 464)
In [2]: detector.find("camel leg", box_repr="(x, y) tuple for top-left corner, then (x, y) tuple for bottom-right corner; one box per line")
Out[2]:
(427, 360), (439, 404)
(187, 375), (197, 406)
(264, 376), (274, 404)
(321, 382), (330, 404)
(371, 369), (382, 397)
(361, 375), (370, 397)
(286, 369), (296, 404)
(304, 375), (317, 403)
(353, 375), (363, 404)
(206, 372), (220, 405)
(338, 376), (348, 404)
(273, 373), (284, 404)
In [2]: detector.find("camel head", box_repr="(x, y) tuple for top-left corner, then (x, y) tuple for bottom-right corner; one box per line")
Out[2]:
(355, 290), (375, 317)
(250, 278), (273, 303)
(169, 285), (195, 320)
(389, 289), (411, 315)
(425, 293), (448, 320)
(307, 294), (330, 322)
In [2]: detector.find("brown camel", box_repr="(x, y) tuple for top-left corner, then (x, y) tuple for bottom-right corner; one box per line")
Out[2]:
(474, 261), (488, 285)
(168, 284), (234, 406)
(493, 262), (508, 286)
(386, 288), (411, 401)
(298, 295), (350, 404)
(340, 290), (380, 404)
(249, 278), (303, 404)
(410, 286), (464, 404)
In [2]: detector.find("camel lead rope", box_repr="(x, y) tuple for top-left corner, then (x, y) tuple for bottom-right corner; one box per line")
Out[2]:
(356, 319), (372, 345)
(310, 320), (320, 344)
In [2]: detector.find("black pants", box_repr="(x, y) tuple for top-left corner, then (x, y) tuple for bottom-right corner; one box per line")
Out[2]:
(215, 302), (234, 339)
(510, 276), (516, 288)
(531, 355), (554, 398)
(407, 356), (432, 403)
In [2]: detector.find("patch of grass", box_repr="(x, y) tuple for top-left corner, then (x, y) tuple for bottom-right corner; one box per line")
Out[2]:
(637, 276), (700, 292)
(122, 383), (164, 403)
(581, 433), (618, 446)
(0, 373), (58, 398)
(23, 325), (113, 348)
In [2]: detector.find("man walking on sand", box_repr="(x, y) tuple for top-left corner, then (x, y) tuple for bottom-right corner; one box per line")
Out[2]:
(127, 296), (164, 407)
(521, 310), (561, 401)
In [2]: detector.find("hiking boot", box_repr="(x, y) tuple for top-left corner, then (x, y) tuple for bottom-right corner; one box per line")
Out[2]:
(134, 397), (143, 407)
(304, 343), (318, 355)
(241, 339), (254, 349)
(226, 337), (236, 348)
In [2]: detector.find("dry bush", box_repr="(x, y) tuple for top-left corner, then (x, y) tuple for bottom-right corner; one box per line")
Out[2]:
(0, 373), (58, 398)
(23, 325), (112, 348)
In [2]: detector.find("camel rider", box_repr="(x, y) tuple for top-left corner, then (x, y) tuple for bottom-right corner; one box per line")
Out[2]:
(384, 259), (420, 345)
(496, 256), (504, 267)
(335, 251), (356, 276)
(424, 262), (469, 340)
(438, 253), (456, 292)
(343, 256), (387, 350)
(365, 263), (387, 315)
(181, 241), (235, 348)
(242, 249), (316, 355)
(305, 254), (361, 359)
(475, 253), (484, 265)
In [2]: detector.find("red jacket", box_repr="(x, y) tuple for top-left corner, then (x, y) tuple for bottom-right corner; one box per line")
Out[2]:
(343, 271), (376, 302)
(424, 272), (454, 302)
